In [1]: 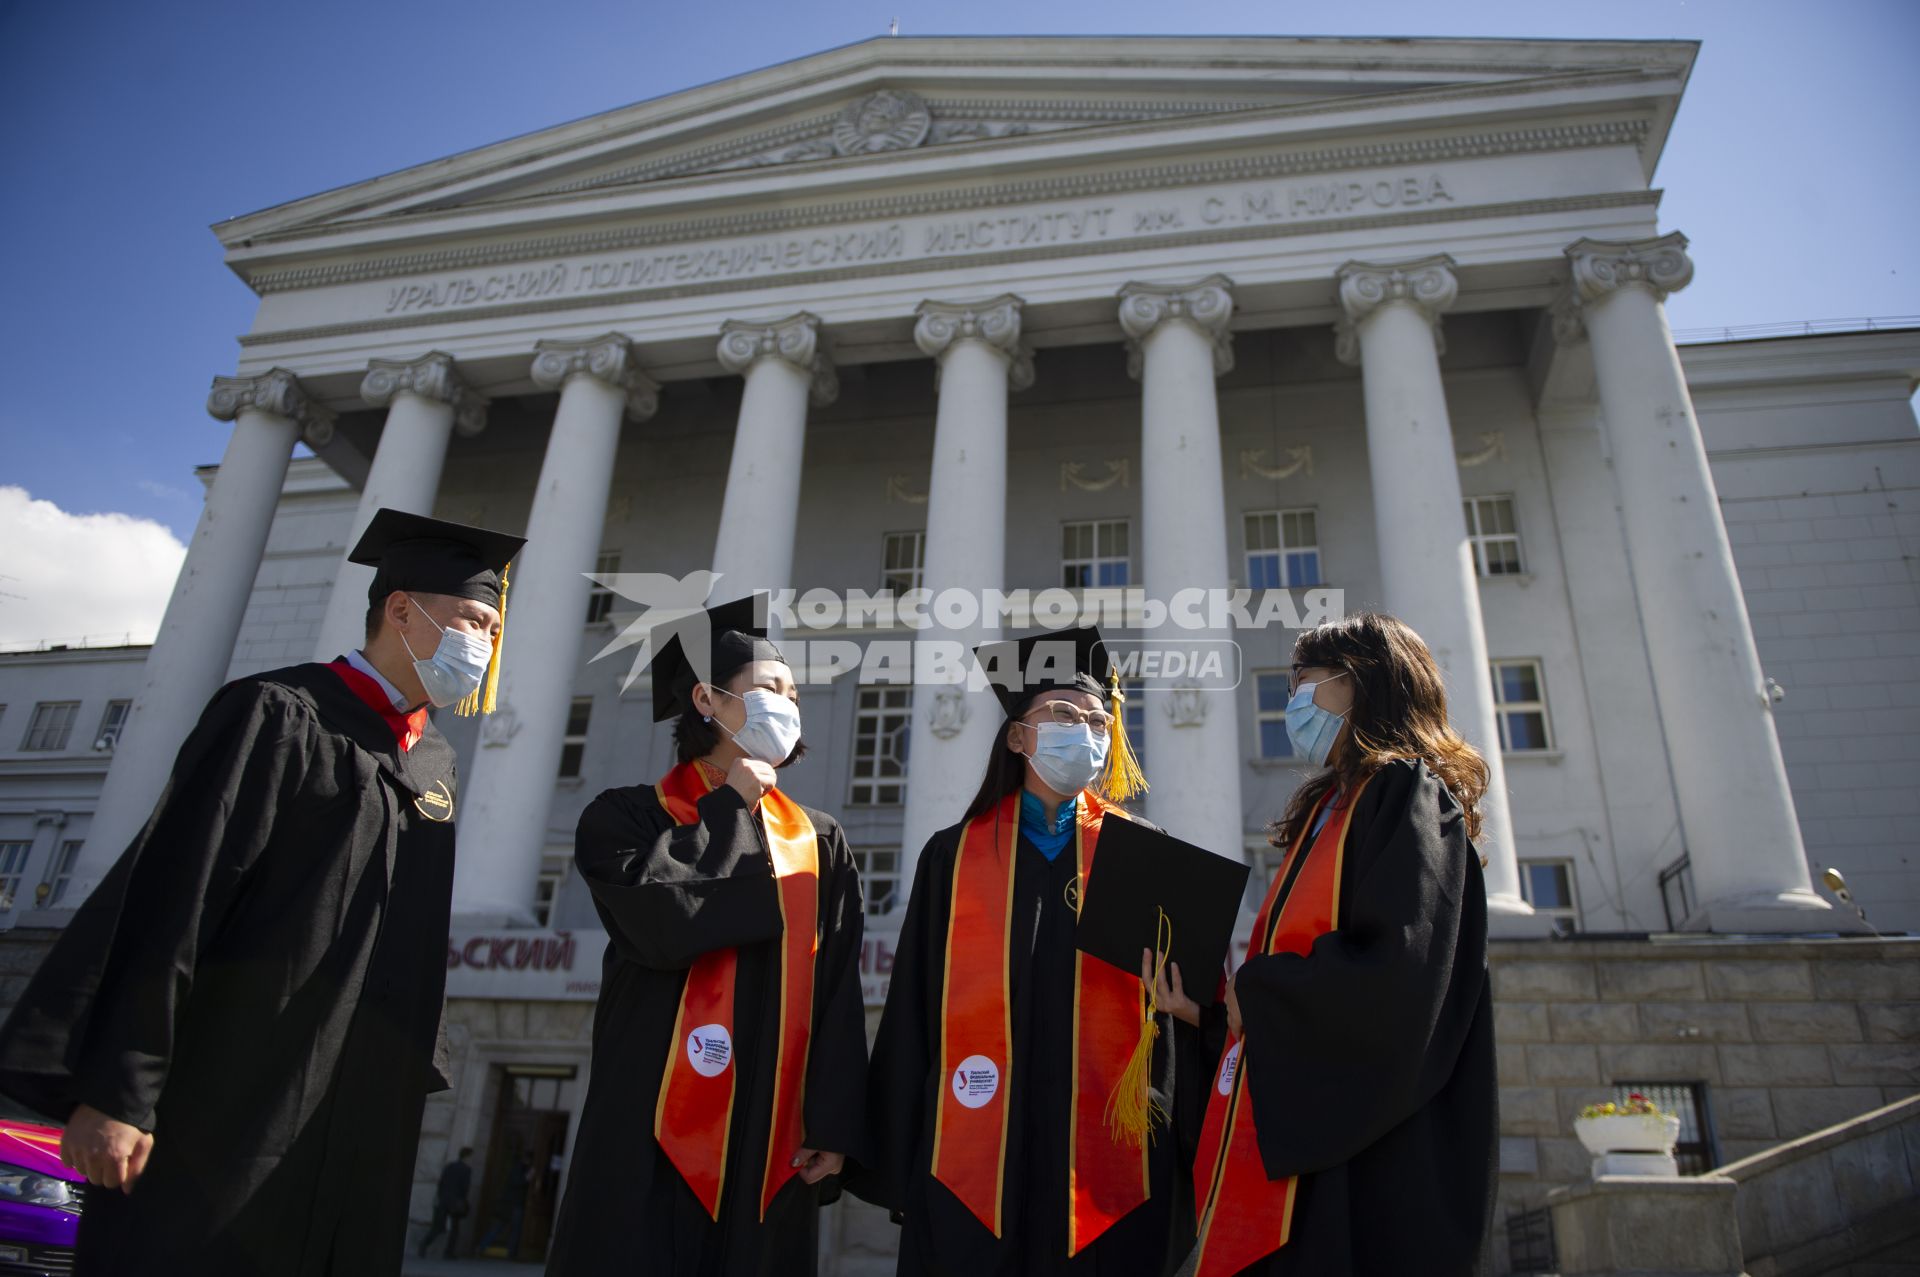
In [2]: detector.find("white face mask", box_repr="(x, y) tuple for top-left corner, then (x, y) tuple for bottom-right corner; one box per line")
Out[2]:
(708, 685), (804, 766)
(1022, 721), (1109, 796)
(399, 596), (493, 708)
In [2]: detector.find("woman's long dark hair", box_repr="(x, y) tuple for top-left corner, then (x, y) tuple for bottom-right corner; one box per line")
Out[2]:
(961, 673), (1107, 824)
(1268, 611), (1488, 854)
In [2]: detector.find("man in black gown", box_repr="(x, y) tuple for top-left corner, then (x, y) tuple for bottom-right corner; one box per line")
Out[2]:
(0, 510), (523, 1276)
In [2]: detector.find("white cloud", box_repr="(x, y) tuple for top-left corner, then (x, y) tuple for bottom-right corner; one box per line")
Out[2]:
(0, 487), (188, 648)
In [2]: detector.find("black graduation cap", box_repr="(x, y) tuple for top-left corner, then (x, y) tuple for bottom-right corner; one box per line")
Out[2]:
(972, 625), (1147, 801)
(648, 594), (788, 722)
(348, 508), (525, 716)
(973, 625), (1113, 719)
(1076, 818), (1250, 1008)
(349, 508), (525, 610)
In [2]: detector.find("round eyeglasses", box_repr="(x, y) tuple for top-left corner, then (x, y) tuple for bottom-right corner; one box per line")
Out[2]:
(1023, 700), (1113, 737)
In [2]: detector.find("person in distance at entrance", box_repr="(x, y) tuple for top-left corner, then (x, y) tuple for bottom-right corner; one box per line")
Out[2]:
(0, 510), (524, 1276)
(546, 595), (868, 1277)
(1187, 611), (1496, 1277)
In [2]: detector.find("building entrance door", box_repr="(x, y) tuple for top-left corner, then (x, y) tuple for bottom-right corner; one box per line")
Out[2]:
(475, 1064), (576, 1262)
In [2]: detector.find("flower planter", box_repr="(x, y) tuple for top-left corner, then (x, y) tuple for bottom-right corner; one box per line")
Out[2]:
(1573, 1112), (1682, 1178)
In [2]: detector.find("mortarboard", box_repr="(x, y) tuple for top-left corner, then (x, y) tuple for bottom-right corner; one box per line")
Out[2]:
(348, 508), (525, 716)
(648, 594), (788, 722)
(972, 626), (1148, 801)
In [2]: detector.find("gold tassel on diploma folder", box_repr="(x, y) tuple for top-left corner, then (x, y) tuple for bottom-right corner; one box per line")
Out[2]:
(1105, 907), (1173, 1146)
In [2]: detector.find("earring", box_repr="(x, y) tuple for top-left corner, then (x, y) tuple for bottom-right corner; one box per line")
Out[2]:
(702, 715), (712, 723)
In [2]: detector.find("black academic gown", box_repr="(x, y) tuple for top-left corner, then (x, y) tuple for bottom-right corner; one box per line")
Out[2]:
(0, 663), (459, 1277)
(861, 809), (1207, 1277)
(545, 778), (868, 1277)
(1224, 757), (1497, 1277)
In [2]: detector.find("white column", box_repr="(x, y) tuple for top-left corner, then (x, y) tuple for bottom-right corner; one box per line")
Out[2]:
(895, 296), (1032, 901)
(453, 335), (658, 924)
(1335, 257), (1538, 928)
(1116, 277), (1246, 864)
(710, 313), (835, 606)
(1566, 233), (1834, 931)
(70, 370), (332, 900)
(313, 352), (487, 660)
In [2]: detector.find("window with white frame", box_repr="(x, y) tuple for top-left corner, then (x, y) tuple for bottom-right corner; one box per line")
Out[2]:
(1520, 859), (1580, 935)
(585, 551), (620, 624)
(881, 531), (925, 594)
(42, 839), (82, 908)
(1253, 670), (1293, 759)
(1244, 510), (1322, 589)
(95, 700), (131, 751)
(22, 702), (79, 752)
(1491, 659), (1554, 752)
(849, 686), (912, 805)
(533, 851), (570, 927)
(558, 697), (593, 778)
(1464, 496), (1524, 577)
(1062, 520), (1131, 589)
(0, 842), (31, 911)
(853, 845), (901, 916)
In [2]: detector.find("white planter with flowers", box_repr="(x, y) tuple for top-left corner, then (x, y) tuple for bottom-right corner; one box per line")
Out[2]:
(1572, 1095), (1683, 1178)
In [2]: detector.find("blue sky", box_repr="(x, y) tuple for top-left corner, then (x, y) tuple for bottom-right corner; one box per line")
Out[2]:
(2, 0), (1916, 550)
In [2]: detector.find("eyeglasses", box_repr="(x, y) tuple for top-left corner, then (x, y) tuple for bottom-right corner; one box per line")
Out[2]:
(1287, 668), (1347, 698)
(1022, 700), (1113, 737)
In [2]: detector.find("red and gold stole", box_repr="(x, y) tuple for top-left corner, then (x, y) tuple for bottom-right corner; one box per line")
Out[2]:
(1189, 777), (1371, 1277)
(652, 760), (820, 1221)
(931, 788), (1150, 1256)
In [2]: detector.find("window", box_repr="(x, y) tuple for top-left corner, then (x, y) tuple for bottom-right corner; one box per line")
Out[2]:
(1491, 660), (1553, 751)
(1062, 520), (1130, 589)
(95, 700), (131, 751)
(1520, 860), (1580, 935)
(849, 686), (911, 805)
(42, 840), (82, 908)
(1253, 671), (1293, 759)
(1464, 496), (1524, 576)
(1244, 510), (1322, 589)
(558, 697), (593, 778)
(1612, 1082), (1716, 1175)
(1658, 855), (1695, 931)
(1118, 679), (1146, 769)
(22, 702), (79, 752)
(0, 843), (30, 911)
(854, 845), (901, 916)
(533, 852), (569, 927)
(881, 531), (925, 594)
(585, 551), (620, 624)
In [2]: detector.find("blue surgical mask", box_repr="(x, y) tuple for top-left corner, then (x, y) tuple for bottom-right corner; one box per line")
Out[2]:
(709, 685), (804, 766)
(399, 596), (493, 708)
(1023, 721), (1109, 796)
(1285, 672), (1348, 767)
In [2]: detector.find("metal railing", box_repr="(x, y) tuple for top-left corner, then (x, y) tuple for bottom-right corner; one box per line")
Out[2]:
(1672, 316), (1920, 344)
(0, 633), (153, 655)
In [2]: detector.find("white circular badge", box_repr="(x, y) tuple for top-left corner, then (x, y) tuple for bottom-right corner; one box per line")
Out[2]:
(1216, 1041), (1242, 1097)
(687, 1023), (733, 1078)
(950, 1054), (1000, 1109)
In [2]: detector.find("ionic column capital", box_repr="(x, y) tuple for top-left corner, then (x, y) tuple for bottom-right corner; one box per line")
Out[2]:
(531, 334), (659, 421)
(914, 295), (1034, 390)
(717, 312), (838, 406)
(1568, 232), (1694, 306)
(207, 368), (335, 447)
(362, 351), (488, 437)
(1334, 255), (1457, 365)
(1117, 275), (1235, 379)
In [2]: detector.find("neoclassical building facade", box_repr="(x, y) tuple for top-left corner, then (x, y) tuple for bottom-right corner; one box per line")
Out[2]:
(36, 36), (1919, 1269)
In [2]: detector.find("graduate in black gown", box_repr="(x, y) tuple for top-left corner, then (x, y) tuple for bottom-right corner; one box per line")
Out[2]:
(546, 597), (868, 1277)
(1190, 612), (1496, 1277)
(0, 510), (524, 1276)
(861, 628), (1212, 1277)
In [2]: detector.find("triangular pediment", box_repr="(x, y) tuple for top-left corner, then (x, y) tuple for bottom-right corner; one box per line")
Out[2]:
(218, 35), (1695, 246)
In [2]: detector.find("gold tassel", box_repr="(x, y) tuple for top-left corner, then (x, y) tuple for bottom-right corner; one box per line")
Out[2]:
(1100, 667), (1149, 802)
(1104, 908), (1172, 1147)
(454, 564), (509, 718)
